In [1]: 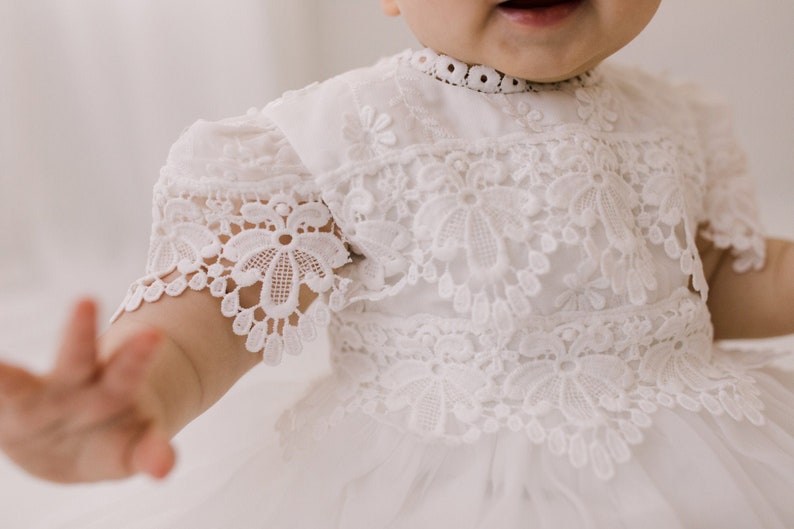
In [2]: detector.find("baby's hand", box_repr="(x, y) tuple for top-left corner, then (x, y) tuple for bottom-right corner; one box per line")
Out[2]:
(0, 299), (175, 483)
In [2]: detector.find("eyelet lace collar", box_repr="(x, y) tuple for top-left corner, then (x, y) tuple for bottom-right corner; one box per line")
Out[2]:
(402, 48), (600, 94)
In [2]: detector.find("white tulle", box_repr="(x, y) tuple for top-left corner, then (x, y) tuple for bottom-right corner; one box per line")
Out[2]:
(40, 364), (794, 529)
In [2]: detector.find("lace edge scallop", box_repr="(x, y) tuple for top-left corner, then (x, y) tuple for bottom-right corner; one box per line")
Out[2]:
(402, 48), (601, 95)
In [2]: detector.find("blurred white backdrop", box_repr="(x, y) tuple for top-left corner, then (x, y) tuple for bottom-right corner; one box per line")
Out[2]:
(0, 1), (791, 527)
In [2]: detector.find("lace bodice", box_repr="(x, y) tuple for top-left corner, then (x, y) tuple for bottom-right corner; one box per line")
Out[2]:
(118, 49), (767, 479)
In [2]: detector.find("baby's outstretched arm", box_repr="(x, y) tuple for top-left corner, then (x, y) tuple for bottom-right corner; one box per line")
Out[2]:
(0, 289), (262, 484)
(700, 236), (794, 339)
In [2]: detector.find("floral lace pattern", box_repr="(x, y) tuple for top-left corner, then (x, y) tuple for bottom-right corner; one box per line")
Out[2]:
(115, 115), (350, 365)
(343, 106), (397, 161)
(279, 289), (767, 480)
(118, 190), (349, 364)
(270, 54), (768, 479)
(121, 53), (770, 480)
(324, 130), (716, 322)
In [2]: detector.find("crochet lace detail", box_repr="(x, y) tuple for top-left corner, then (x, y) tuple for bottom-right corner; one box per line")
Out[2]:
(114, 114), (350, 365)
(116, 190), (349, 364)
(323, 127), (763, 317)
(403, 48), (600, 94)
(278, 289), (769, 480)
(269, 62), (767, 479)
(117, 59), (769, 480)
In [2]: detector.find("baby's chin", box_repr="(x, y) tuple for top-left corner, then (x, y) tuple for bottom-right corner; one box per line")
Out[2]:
(488, 51), (601, 83)
(421, 37), (603, 83)
(431, 44), (601, 83)
(488, 56), (601, 83)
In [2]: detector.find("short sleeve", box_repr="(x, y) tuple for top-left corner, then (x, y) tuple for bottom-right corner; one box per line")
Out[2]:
(113, 110), (350, 365)
(685, 86), (766, 273)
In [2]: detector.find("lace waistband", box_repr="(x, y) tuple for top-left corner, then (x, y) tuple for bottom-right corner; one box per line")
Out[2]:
(280, 289), (768, 480)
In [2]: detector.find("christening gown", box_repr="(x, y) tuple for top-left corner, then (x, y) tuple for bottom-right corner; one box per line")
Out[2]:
(55, 50), (794, 529)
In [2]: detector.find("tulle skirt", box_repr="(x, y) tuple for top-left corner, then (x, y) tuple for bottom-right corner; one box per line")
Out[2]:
(37, 363), (794, 529)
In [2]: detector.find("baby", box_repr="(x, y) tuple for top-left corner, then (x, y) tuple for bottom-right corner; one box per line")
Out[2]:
(2, 1), (793, 527)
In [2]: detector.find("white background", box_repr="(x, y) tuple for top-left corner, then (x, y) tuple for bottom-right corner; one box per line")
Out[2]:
(0, 1), (792, 527)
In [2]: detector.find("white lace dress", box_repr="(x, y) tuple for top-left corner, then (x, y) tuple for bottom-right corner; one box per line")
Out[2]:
(53, 50), (794, 529)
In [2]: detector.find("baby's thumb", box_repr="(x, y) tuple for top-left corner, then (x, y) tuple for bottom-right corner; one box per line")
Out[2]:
(131, 429), (176, 480)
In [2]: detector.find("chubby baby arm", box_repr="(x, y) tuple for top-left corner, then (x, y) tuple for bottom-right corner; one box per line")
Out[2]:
(699, 235), (794, 340)
(0, 288), (262, 484)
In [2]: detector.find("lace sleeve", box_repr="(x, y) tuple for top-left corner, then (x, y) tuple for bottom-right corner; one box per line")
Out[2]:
(686, 87), (766, 273)
(113, 110), (350, 364)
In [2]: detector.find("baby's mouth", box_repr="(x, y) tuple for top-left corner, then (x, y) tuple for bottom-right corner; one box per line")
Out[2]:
(498, 0), (579, 8)
(497, 0), (584, 24)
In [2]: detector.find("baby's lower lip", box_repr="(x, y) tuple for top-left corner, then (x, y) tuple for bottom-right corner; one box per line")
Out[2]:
(497, 0), (584, 27)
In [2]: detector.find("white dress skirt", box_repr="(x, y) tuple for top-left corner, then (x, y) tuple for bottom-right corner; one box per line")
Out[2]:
(40, 355), (794, 529)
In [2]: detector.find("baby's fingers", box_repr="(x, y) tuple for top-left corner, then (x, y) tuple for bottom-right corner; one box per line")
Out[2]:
(101, 331), (161, 400)
(53, 299), (100, 386)
(130, 429), (176, 479)
(0, 361), (40, 403)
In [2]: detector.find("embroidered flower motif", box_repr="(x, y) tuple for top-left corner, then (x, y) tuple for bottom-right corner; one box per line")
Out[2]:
(641, 146), (693, 227)
(640, 144), (703, 261)
(203, 196), (237, 235)
(599, 243), (658, 306)
(575, 85), (618, 131)
(343, 106), (397, 161)
(554, 259), (611, 311)
(499, 99), (545, 133)
(340, 189), (412, 290)
(639, 310), (717, 394)
(619, 317), (654, 361)
(347, 220), (413, 290)
(505, 334), (633, 423)
(147, 198), (221, 275)
(381, 336), (489, 436)
(221, 195), (348, 319)
(701, 170), (765, 273)
(214, 195), (348, 362)
(547, 139), (658, 304)
(414, 153), (539, 280)
(547, 140), (639, 252)
(508, 143), (555, 185)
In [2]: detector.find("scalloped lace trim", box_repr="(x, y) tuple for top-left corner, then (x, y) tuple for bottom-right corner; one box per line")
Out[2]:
(114, 192), (350, 365)
(402, 48), (600, 94)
